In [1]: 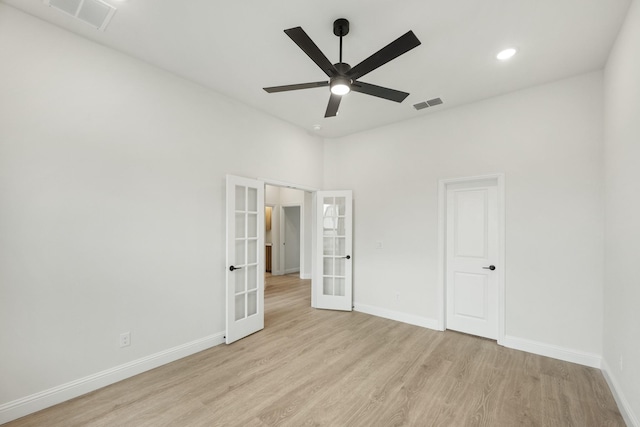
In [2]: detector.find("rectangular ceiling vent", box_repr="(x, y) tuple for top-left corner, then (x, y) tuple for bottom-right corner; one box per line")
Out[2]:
(413, 98), (444, 111)
(413, 101), (429, 111)
(45, 0), (117, 31)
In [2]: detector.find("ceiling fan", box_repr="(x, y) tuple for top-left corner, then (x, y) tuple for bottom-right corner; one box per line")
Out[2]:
(263, 19), (421, 118)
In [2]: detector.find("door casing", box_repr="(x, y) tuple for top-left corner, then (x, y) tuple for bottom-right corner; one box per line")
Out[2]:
(437, 173), (506, 345)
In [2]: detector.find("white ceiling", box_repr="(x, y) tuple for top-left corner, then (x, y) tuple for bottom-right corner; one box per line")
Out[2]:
(2, 0), (631, 138)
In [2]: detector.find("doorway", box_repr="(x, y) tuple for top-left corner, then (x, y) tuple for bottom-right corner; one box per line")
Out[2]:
(437, 174), (505, 342)
(226, 176), (354, 344)
(264, 184), (310, 278)
(265, 205), (274, 273)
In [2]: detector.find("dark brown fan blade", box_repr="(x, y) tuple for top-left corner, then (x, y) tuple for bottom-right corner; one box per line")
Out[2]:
(263, 81), (329, 93)
(325, 93), (342, 118)
(285, 27), (338, 78)
(351, 81), (409, 103)
(348, 31), (421, 81)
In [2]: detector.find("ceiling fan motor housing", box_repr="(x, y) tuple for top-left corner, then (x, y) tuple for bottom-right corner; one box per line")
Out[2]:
(334, 62), (351, 75)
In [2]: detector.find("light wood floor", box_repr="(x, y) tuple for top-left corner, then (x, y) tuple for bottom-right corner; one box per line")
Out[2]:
(7, 274), (624, 426)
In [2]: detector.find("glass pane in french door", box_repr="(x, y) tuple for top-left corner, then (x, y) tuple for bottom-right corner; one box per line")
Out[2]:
(322, 196), (347, 296)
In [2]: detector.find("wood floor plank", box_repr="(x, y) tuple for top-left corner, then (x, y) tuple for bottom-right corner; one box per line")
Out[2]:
(5, 274), (625, 426)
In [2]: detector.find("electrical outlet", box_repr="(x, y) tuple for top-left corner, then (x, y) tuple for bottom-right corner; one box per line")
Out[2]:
(376, 241), (384, 249)
(395, 292), (400, 301)
(119, 332), (131, 348)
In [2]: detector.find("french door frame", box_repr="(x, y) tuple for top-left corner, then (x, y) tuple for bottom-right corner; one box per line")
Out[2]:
(436, 173), (506, 345)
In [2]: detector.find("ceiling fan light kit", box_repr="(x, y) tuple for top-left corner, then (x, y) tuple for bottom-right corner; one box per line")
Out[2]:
(330, 76), (351, 95)
(263, 18), (421, 118)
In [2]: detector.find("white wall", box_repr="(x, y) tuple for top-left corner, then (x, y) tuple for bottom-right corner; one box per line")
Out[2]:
(0, 4), (323, 416)
(283, 206), (301, 273)
(279, 187), (306, 205)
(603, 0), (640, 424)
(265, 185), (282, 206)
(324, 72), (605, 359)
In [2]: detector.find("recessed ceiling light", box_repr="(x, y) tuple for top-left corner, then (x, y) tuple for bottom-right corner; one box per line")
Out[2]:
(312, 124), (322, 131)
(496, 48), (517, 61)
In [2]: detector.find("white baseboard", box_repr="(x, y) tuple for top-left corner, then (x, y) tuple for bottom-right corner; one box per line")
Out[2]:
(354, 303), (440, 330)
(350, 307), (603, 370)
(300, 273), (311, 280)
(500, 335), (601, 368)
(284, 268), (300, 275)
(0, 332), (225, 425)
(602, 359), (639, 427)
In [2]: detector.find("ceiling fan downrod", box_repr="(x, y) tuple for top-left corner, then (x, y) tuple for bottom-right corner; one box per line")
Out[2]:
(333, 18), (349, 64)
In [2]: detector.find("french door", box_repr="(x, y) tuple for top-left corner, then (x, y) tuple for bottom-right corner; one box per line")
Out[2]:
(225, 175), (264, 344)
(314, 190), (353, 311)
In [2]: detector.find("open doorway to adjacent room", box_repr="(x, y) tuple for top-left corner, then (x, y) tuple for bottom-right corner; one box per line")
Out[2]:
(264, 184), (312, 293)
(226, 175), (353, 343)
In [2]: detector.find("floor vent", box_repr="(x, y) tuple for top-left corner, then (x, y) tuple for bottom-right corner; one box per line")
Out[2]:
(413, 97), (444, 110)
(45, 0), (117, 31)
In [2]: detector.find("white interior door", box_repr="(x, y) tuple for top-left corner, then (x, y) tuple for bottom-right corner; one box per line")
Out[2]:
(446, 182), (498, 339)
(226, 175), (264, 344)
(315, 190), (352, 311)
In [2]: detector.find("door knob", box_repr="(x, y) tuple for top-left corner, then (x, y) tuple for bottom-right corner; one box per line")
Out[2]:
(483, 265), (496, 271)
(344, 255), (351, 260)
(229, 265), (242, 271)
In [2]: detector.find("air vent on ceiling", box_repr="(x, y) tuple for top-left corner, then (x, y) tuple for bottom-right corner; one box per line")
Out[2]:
(413, 98), (444, 110)
(413, 101), (429, 110)
(45, 0), (117, 31)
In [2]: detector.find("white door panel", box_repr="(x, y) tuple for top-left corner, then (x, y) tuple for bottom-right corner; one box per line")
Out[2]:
(453, 272), (487, 319)
(226, 175), (264, 344)
(446, 183), (498, 339)
(454, 190), (489, 258)
(315, 190), (352, 311)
